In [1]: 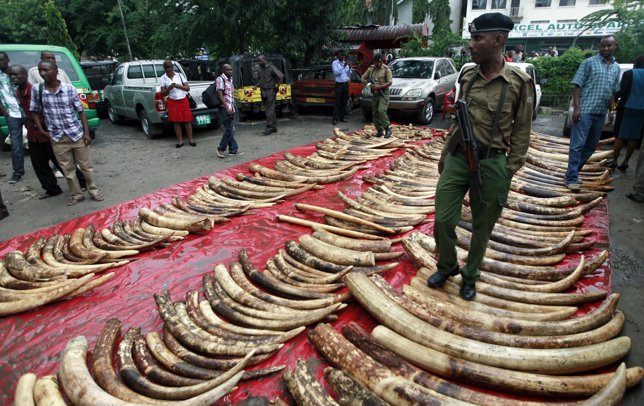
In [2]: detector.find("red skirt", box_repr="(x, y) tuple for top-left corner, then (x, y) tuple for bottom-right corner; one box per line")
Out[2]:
(166, 97), (194, 123)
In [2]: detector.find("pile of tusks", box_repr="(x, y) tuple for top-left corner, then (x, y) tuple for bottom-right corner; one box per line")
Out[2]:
(10, 223), (405, 405)
(0, 128), (433, 318)
(275, 133), (639, 404)
(10, 127), (638, 404)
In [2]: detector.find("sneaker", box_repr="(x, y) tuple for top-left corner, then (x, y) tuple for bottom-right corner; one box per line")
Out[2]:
(229, 151), (245, 157)
(340, 118), (348, 123)
(565, 183), (580, 192)
(216, 149), (226, 158)
(53, 169), (63, 178)
(375, 130), (384, 138)
(8, 175), (21, 184)
(384, 127), (393, 138)
(332, 119), (338, 125)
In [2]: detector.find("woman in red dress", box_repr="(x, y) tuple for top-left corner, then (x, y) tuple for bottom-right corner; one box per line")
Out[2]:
(160, 60), (195, 148)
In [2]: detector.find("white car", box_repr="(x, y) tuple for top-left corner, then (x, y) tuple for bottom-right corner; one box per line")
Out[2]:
(360, 57), (458, 124)
(562, 63), (632, 137)
(453, 62), (542, 120)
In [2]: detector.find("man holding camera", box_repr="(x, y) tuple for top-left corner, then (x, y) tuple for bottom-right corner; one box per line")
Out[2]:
(332, 50), (351, 125)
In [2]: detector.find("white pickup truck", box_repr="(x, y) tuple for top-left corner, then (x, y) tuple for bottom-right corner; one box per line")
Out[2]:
(103, 60), (218, 138)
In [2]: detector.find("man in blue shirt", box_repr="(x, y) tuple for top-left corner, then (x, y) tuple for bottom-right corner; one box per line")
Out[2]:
(332, 50), (351, 125)
(565, 35), (621, 191)
(0, 51), (26, 184)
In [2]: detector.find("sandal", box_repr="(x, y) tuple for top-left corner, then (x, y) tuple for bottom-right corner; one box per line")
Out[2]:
(68, 197), (85, 206)
(91, 194), (105, 202)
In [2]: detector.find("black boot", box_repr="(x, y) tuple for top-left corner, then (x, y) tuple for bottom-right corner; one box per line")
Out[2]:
(459, 281), (476, 301)
(427, 266), (460, 288)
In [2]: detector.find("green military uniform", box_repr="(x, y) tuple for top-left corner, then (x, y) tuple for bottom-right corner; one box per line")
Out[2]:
(434, 61), (535, 284)
(362, 64), (392, 131)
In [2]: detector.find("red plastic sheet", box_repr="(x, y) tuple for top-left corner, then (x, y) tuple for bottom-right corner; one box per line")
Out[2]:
(0, 138), (611, 405)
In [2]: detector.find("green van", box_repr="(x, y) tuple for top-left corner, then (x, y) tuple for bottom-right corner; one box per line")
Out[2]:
(0, 44), (100, 141)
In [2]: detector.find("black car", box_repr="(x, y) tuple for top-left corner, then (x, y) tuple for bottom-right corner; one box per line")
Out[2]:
(81, 60), (118, 118)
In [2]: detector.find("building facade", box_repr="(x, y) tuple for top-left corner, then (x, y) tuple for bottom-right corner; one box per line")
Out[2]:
(397, 0), (621, 53)
(460, 0), (619, 53)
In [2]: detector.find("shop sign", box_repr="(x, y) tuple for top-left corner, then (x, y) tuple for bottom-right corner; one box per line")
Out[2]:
(509, 21), (621, 38)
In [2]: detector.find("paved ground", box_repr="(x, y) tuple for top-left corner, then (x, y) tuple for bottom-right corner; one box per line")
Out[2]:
(0, 109), (642, 403)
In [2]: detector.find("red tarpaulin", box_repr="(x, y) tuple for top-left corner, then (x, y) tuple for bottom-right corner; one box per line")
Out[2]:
(0, 138), (610, 404)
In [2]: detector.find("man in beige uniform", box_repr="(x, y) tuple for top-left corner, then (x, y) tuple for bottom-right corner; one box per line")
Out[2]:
(361, 53), (393, 138)
(426, 12), (535, 300)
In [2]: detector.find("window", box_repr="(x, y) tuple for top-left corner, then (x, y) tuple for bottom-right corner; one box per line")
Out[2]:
(559, 0), (575, 5)
(127, 65), (143, 79)
(142, 64), (156, 78)
(112, 67), (124, 85)
(472, 0), (487, 10)
(491, 0), (506, 8)
(589, 0), (607, 4)
(535, 0), (551, 7)
(389, 60), (434, 79)
(443, 61), (456, 75)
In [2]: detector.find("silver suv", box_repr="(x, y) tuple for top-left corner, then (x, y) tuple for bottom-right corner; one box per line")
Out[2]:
(360, 57), (458, 124)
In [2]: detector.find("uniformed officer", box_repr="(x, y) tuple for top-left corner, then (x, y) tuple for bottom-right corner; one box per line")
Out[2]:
(361, 53), (393, 138)
(427, 12), (535, 300)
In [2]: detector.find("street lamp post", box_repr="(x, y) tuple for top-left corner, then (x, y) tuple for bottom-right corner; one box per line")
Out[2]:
(116, 0), (133, 60)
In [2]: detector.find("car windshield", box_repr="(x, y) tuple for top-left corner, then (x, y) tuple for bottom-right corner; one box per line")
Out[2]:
(4, 50), (80, 82)
(300, 68), (333, 80)
(389, 60), (434, 79)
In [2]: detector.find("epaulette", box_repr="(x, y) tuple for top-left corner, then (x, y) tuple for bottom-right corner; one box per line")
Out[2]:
(508, 65), (533, 83)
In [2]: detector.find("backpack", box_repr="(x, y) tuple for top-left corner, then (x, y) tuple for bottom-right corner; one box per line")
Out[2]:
(201, 82), (220, 109)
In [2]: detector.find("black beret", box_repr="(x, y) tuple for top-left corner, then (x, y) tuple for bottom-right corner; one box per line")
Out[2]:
(469, 13), (514, 33)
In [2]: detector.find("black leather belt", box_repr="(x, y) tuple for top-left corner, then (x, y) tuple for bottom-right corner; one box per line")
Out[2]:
(458, 143), (506, 160)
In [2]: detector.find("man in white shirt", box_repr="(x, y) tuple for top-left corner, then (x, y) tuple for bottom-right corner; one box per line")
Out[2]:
(28, 51), (71, 85)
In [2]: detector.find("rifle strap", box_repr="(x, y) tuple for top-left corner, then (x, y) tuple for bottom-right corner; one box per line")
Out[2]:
(486, 81), (508, 158)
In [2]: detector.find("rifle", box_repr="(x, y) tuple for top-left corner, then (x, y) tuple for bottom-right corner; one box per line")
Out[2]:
(454, 99), (487, 206)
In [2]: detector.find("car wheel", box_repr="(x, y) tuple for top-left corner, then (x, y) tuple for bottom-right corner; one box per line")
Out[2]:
(139, 109), (163, 139)
(106, 101), (123, 124)
(362, 106), (372, 121)
(563, 118), (571, 138)
(417, 97), (434, 124)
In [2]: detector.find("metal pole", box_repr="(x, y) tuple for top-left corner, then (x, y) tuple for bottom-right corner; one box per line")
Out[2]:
(117, 0), (133, 60)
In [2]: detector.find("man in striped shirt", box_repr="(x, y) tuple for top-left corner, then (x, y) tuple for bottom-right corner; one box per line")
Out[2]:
(215, 64), (243, 158)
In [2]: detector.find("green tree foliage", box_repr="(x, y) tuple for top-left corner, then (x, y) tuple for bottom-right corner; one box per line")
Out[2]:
(371, 0), (397, 25)
(578, 0), (644, 63)
(530, 47), (586, 96)
(0, 0), (49, 43)
(428, 0), (451, 39)
(412, 0), (430, 24)
(339, 0), (369, 26)
(43, 0), (79, 58)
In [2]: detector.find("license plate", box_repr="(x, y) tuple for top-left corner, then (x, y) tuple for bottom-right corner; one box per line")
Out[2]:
(195, 114), (211, 125)
(305, 97), (325, 103)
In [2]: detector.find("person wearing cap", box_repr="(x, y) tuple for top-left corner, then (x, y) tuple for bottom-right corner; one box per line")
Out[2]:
(426, 12), (535, 301)
(361, 53), (393, 138)
(332, 50), (351, 125)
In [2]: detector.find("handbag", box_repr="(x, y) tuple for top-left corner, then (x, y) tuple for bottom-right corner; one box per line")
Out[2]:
(201, 82), (220, 109)
(178, 74), (197, 109)
(186, 93), (197, 109)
